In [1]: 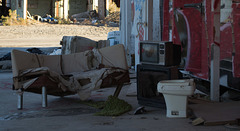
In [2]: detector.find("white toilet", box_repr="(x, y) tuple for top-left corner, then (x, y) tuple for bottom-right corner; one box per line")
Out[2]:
(157, 79), (195, 118)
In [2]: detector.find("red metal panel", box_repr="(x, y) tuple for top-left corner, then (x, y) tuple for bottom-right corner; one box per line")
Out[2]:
(181, 8), (202, 73)
(172, 9), (181, 45)
(173, 0), (202, 8)
(232, 3), (240, 77)
(220, 23), (233, 60)
(197, 15), (209, 79)
(171, 0), (206, 77)
(162, 0), (169, 41)
(206, 0), (213, 56)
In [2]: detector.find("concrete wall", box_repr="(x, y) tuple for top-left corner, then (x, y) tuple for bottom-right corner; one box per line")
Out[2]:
(54, 0), (64, 18)
(10, 0), (17, 11)
(11, 0), (27, 19)
(68, 0), (87, 17)
(87, 0), (93, 10)
(98, 0), (106, 19)
(120, 0), (132, 66)
(28, 0), (52, 17)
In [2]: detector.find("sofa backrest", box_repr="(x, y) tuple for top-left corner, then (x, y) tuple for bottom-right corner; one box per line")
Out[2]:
(11, 44), (128, 77)
(11, 50), (40, 77)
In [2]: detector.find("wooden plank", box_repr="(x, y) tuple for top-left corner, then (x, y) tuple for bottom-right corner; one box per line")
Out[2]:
(113, 84), (123, 97)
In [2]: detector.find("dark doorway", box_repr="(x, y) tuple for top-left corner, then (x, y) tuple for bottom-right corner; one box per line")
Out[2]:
(0, 0), (10, 18)
(112, 0), (120, 7)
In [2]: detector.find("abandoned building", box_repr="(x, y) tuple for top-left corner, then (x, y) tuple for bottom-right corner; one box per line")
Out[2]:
(0, 0), (120, 19)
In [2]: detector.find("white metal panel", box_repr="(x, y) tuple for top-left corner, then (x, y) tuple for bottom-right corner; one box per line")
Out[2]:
(220, 0), (232, 23)
(132, 0), (148, 67)
(153, 0), (161, 41)
(120, 0), (132, 66)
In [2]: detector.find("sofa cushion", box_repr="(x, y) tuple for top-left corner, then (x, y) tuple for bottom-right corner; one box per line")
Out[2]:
(38, 55), (63, 75)
(98, 44), (128, 70)
(61, 51), (93, 75)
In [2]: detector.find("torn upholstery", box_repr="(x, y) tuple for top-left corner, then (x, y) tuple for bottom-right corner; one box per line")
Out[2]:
(11, 44), (129, 100)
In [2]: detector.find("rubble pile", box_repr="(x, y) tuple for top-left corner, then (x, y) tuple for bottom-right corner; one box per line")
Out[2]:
(104, 11), (120, 24)
(104, 1), (120, 24)
(72, 2), (120, 27)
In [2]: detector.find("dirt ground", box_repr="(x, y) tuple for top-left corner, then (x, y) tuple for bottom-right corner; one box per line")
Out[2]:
(0, 23), (119, 47)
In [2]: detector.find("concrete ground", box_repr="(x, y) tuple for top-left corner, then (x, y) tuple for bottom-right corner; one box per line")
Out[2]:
(0, 70), (227, 131)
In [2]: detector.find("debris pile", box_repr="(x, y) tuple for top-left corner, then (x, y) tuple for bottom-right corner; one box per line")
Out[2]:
(104, 11), (120, 24)
(104, 1), (120, 26)
(1, 10), (40, 26)
(0, 53), (11, 61)
(71, 10), (98, 22)
(71, 2), (120, 27)
(41, 14), (58, 23)
(27, 48), (45, 55)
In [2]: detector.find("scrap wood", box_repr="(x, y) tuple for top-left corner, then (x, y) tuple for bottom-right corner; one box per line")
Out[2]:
(189, 101), (240, 126)
(192, 117), (205, 126)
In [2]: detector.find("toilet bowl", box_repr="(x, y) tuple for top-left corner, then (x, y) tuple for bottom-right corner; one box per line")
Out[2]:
(157, 79), (195, 118)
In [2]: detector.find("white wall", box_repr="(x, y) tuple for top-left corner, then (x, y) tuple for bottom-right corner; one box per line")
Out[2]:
(120, 0), (162, 68)
(120, 0), (132, 66)
(220, 0), (232, 23)
(63, 0), (69, 19)
(152, 0), (161, 41)
(132, 0), (148, 68)
(93, 0), (98, 10)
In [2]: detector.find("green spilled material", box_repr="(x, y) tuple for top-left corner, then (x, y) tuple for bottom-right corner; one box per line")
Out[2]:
(94, 95), (132, 116)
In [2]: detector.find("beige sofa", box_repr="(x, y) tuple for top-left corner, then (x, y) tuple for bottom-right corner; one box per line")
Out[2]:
(11, 44), (129, 109)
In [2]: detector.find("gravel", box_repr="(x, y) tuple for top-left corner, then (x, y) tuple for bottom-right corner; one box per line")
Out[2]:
(0, 24), (119, 47)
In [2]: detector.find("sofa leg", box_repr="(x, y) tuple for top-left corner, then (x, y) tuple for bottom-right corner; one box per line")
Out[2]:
(42, 86), (47, 107)
(113, 84), (123, 97)
(17, 91), (23, 110)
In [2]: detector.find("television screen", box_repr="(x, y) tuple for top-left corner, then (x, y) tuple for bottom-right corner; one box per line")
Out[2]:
(140, 43), (159, 63)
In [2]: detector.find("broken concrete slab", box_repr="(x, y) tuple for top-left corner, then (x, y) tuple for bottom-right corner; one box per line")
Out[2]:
(0, 71), (227, 131)
(60, 36), (97, 55)
(60, 36), (110, 55)
(189, 101), (240, 126)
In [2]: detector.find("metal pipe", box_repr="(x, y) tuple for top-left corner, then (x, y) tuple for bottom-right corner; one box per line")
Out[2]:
(17, 91), (23, 110)
(42, 86), (47, 107)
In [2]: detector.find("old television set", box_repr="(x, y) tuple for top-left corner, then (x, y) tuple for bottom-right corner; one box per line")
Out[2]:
(137, 64), (179, 108)
(140, 41), (181, 66)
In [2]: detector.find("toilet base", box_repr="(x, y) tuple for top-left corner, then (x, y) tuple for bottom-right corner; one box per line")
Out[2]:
(166, 110), (187, 118)
(163, 94), (188, 118)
